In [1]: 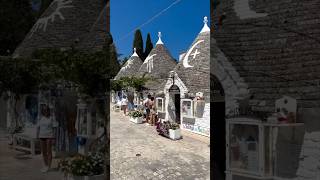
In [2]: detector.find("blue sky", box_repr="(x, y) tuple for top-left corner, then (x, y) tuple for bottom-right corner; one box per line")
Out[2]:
(111, 0), (210, 60)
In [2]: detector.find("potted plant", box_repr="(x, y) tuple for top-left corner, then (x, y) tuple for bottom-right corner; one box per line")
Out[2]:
(156, 121), (181, 140)
(156, 121), (170, 137)
(58, 152), (105, 180)
(168, 122), (181, 140)
(128, 110), (143, 124)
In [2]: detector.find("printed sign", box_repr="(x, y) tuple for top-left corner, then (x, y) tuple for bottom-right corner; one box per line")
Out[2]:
(181, 103), (210, 136)
(194, 103), (210, 136)
(183, 117), (196, 124)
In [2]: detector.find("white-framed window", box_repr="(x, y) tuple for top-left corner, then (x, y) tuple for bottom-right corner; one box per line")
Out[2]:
(181, 99), (194, 118)
(156, 97), (164, 112)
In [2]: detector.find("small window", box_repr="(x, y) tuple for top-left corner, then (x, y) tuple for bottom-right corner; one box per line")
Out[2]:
(156, 97), (164, 112)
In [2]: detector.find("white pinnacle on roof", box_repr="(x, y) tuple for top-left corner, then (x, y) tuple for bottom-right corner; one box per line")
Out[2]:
(132, 47), (138, 57)
(156, 32), (164, 45)
(200, 16), (210, 33)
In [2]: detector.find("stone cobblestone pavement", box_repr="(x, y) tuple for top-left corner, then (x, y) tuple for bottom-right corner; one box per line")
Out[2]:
(0, 129), (63, 180)
(110, 111), (210, 180)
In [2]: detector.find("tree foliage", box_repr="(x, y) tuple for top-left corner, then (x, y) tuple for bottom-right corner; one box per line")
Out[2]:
(144, 33), (153, 60)
(0, 56), (48, 133)
(32, 33), (120, 97)
(111, 76), (150, 92)
(132, 29), (144, 59)
(0, 57), (43, 97)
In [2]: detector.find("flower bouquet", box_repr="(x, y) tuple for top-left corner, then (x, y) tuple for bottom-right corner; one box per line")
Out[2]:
(156, 121), (181, 140)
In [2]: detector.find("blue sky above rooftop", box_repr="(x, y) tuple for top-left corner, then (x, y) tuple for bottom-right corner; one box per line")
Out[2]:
(111, 0), (210, 60)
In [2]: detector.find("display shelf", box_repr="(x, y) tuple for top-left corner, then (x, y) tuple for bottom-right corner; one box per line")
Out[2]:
(76, 99), (102, 155)
(226, 118), (304, 180)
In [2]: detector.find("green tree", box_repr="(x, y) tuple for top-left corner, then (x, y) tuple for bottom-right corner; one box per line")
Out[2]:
(144, 33), (153, 60)
(0, 57), (44, 134)
(107, 33), (121, 80)
(32, 32), (120, 97)
(111, 76), (150, 92)
(132, 29), (144, 59)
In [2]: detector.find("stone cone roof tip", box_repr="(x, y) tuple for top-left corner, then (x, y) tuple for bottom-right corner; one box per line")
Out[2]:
(137, 31), (176, 90)
(156, 32), (164, 45)
(115, 48), (143, 80)
(132, 47), (139, 57)
(200, 16), (210, 33)
(169, 16), (210, 101)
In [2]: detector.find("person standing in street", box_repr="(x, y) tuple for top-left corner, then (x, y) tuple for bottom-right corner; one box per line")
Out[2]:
(144, 94), (151, 123)
(121, 96), (128, 115)
(127, 91), (135, 112)
(149, 96), (156, 125)
(37, 104), (55, 173)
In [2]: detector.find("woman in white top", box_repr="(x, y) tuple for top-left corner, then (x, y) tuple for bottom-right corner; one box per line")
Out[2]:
(37, 104), (55, 173)
(121, 96), (128, 115)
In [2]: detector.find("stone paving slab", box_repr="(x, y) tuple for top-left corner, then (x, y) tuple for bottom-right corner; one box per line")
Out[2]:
(0, 131), (63, 180)
(110, 111), (210, 180)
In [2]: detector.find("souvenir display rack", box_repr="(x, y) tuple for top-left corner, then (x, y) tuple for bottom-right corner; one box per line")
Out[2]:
(226, 118), (304, 180)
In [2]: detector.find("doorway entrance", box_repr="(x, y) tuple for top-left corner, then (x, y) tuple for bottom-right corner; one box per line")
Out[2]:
(174, 94), (180, 124)
(211, 75), (226, 180)
(168, 85), (181, 124)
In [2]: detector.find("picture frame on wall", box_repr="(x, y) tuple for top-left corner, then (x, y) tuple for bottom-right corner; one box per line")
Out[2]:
(181, 99), (194, 118)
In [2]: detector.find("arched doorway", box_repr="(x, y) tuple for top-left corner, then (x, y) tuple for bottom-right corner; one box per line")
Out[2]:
(168, 85), (181, 124)
(211, 75), (226, 180)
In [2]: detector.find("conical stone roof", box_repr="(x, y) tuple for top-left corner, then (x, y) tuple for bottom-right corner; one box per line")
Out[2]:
(213, 0), (320, 112)
(13, 0), (107, 58)
(115, 48), (143, 80)
(77, 3), (110, 51)
(173, 17), (210, 102)
(138, 32), (177, 92)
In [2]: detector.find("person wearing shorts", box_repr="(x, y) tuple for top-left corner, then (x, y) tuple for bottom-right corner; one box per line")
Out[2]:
(121, 96), (128, 115)
(37, 104), (55, 173)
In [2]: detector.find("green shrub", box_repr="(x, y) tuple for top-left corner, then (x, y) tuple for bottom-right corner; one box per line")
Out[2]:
(128, 110), (143, 118)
